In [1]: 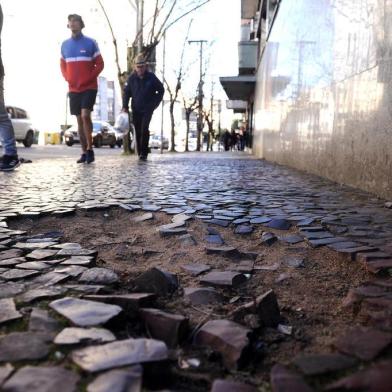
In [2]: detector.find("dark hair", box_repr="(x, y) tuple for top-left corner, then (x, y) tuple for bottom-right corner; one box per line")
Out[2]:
(68, 14), (85, 29)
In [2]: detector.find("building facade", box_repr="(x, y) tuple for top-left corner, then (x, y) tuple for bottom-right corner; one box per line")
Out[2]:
(221, 0), (392, 200)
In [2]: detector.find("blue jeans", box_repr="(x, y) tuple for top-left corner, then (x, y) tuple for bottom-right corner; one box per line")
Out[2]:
(0, 76), (17, 156)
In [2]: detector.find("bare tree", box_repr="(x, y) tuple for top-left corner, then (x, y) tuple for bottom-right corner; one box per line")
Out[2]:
(182, 95), (199, 152)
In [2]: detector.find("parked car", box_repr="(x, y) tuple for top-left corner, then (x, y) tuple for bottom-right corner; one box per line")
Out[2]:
(149, 134), (169, 150)
(64, 121), (117, 148)
(6, 106), (36, 147)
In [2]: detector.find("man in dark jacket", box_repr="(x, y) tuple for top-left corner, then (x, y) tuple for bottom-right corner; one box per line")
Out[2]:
(122, 54), (164, 161)
(0, 4), (19, 171)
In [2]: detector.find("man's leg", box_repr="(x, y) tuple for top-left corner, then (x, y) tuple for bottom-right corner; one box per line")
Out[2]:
(132, 111), (142, 157)
(0, 76), (19, 171)
(81, 109), (93, 150)
(140, 112), (153, 158)
(76, 115), (87, 152)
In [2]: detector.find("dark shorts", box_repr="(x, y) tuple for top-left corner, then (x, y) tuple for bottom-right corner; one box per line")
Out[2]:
(69, 90), (97, 116)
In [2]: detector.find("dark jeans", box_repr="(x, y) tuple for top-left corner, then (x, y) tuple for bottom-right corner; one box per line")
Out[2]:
(132, 110), (152, 157)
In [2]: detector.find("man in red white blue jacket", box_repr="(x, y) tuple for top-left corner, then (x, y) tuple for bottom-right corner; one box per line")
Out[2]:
(60, 14), (104, 164)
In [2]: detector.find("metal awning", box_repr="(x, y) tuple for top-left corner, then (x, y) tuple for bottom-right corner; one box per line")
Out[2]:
(219, 75), (256, 101)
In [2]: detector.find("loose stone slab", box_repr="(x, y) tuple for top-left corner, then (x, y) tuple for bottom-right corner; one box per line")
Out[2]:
(54, 265), (88, 278)
(63, 284), (106, 294)
(54, 327), (116, 345)
(51, 242), (82, 249)
(0, 364), (14, 386)
(28, 308), (60, 337)
(280, 234), (304, 244)
(56, 248), (97, 257)
(1, 366), (80, 392)
(79, 268), (119, 284)
(293, 353), (357, 376)
(200, 271), (246, 288)
(72, 338), (169, 372)
(25, 249), (58, 260)
(60, 256), (95, 267)
(15, 261), (52, 271)
(184, 287), (224, 305)
(49, 297), (122, 326)
(14, 242), (57, 249)
(134, 268), (178, 295)
(205, 234), (224, 245)
(0, 257), (26, 266)
(250, 216), (271, 224)
(211, 379), (258, 392)
(326, 360), (392, 392)
(0, 298), (22, 324)
(18, 287), (67, 303)
(132, 213), (154, 222)
(29, 272), (69, 287)
(86, 366), (142, 392)
(234, 225), (254, 235)
(0, 282), (25, 299)
(159, 227), (188, 237)
(84, 293), (156, 314)
(181, 263), (211, 276)
(140, 308), (189, 347)
(1, 269), (40, 281)
(205, 246), (242, 259)
(265, 219), (291, 230)
(194, 319), (251, 369)
(366, 259), (392, 274)
(0, 332), (51, 361)
(0, 249), (23, 261)
(270, 364), (313, 392)
(261, 232), (278, 246)
(334, 327), (392, 360)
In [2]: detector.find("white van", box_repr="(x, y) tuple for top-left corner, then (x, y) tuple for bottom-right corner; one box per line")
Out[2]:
(6, 106), (35, 147)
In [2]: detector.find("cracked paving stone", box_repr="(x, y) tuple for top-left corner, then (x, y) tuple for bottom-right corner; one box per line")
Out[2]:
(211, 379), (258, 392)
(60, 256), (95, 267)
(71, 338), (168, 372)
(25, 249), (58, 260)
(86, 366), (142, 392)
(0, 298), (22, 325)
(49, 297), (122, 326)
(0, 364), (14, 386)
(0, 332), (51, 362)
(205, 246), (242, 259)
(79, 267), (119, 284)
(181, 263), (211, 276)
(54, 265), (88, 278)
(194, 319), (251, 369)
(205, 234), (224, 245)
(200, 271), (247, 288)
(29, 271), (69, 287)
(15, 261), (52, 270)
(179, 234), (197, 245)
(1, 366), (80, 392)
(63, 284), (106, 294)
(28, 308), (60, 337)
(56, 247), (97, 257)
(270, 364), (313, 392)
(159, 227), (188, 237)
(13, 242), (58, 249)
(0, 282), (25, 299)
(308, 237), (348, 247)
(17, 286), (67, 303)
(54, 327), (116, 345)
(301, 231), (333, 240)
(249, 216), (271, 224)
(0, 249), (23, 261)
(1, 268), (41, 281)
(334, 327), (392, 361)
(293, 353), (357, 376)
(0, 257), (26, 266)
(51, 242), (82, 249)
(206, 219), (231, 227)
(184, 287), (224, 305)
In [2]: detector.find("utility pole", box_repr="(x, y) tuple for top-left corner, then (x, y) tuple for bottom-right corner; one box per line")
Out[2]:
(188, 39), (207, 151)
(160, 31), (166, 154)
(210, 80), (214, 151)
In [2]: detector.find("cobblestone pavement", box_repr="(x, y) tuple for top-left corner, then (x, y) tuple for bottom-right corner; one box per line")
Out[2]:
(0, 152), (392, 391)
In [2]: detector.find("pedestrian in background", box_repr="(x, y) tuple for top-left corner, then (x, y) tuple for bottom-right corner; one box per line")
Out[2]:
(122, 54), (164, 161)
(0, 4), (19, 171)
(60, 14), (104, 164)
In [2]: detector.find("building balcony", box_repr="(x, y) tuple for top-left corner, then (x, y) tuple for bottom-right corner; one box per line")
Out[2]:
(238, 41), (258, 74)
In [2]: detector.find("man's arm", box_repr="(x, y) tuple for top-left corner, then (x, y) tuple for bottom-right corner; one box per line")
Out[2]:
(151, 74), (164, 109)
(91, 40), (104, 79)
(60, 44), (67, 81)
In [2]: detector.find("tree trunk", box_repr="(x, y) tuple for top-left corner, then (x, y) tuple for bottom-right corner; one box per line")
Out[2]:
(185, 111), (191, 152)
(169, 101), (175, 152)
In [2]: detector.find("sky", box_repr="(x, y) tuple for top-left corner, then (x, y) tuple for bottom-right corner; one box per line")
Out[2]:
(1, 0), (240, 132)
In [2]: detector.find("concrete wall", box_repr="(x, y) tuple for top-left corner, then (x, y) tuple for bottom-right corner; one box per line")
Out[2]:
(253, 0), (392, 199)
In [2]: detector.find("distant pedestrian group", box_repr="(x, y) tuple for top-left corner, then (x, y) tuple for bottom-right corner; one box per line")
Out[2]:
(222, 127), (247, 151)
